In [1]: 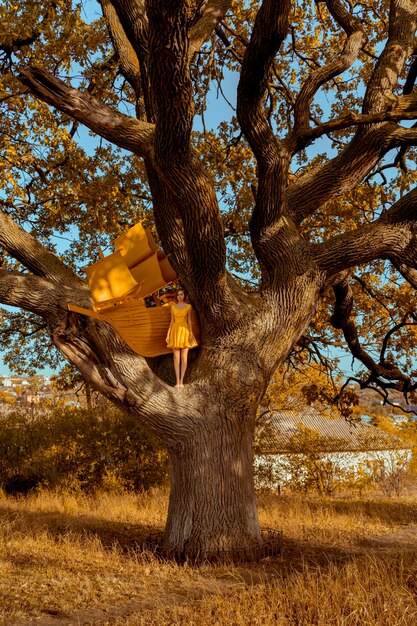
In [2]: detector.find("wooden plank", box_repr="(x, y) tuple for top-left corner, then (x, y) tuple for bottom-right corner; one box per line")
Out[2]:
(67, 304), (103, 320)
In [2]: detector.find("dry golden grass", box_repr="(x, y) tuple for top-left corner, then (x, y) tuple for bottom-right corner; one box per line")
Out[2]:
(1, 488), (417, 625)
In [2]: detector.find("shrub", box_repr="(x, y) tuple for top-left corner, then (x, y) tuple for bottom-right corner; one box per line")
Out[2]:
(0, 404), (169, 494)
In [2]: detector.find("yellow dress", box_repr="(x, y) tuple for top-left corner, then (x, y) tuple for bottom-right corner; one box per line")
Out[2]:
(167, 304), (197, 349)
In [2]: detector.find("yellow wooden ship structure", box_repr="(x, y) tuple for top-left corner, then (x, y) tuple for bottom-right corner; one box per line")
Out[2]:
(68, 222), (200, 357)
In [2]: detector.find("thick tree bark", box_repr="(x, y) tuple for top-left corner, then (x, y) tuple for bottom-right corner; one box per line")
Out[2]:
(164, 405), (261, 555)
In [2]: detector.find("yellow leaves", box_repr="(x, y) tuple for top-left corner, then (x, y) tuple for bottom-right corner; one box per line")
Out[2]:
(0, 1), (108, 92)
(302, 180), (395, 245)
(0, 0), (415, 395)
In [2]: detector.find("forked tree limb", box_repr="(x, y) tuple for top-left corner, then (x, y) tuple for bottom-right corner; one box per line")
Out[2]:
(390, 43), (417, 168)
(52, 315), (206, 442)
(329, 272), (414, 392)
(100, 0), (143, 104)
(313, 186), (417, 276)
(237, 0), (290, 165)
(103, 0), (236, 312)
(236, 0), (293, 274)
(105, 0), (232, 116)
(107, 0), (148, 55)
(0, 260), (211, 441)
(0, 272), (208, 441)
(17, 15), (234, 320)
(363, 0), (417, 115)
(105, 0), (157, 122)
(339, 377), (417, 415)
(145, 0), (237, 319)
(287, 0), (417, 223)
(289, 0), (366, 140)
(287, 129), (384, 224)
(18, 67), (154, 156)
(341, 320), (414, 391)
(291, 97), (417, 153)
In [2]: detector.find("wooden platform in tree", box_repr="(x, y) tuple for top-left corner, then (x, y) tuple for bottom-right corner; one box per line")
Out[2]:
(68, 222), (200, 357)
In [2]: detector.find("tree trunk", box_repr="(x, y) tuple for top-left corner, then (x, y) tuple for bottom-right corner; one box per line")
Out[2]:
(163, 406), (262, 559)
(50, 274), (320, 562)
(85, 382), (92, 410)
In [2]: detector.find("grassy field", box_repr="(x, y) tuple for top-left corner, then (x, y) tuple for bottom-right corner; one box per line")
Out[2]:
(1, 488), (417, 625)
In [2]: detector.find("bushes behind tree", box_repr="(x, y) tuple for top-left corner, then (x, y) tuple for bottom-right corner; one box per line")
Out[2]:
(0, 404), (169, 494)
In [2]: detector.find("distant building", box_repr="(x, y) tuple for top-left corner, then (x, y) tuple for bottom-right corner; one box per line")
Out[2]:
(255, 407), (413, 493)
(19, 389), (41, 405)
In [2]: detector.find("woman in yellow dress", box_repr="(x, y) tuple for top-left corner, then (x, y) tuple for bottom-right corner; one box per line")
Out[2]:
(166, 289), (197, 387)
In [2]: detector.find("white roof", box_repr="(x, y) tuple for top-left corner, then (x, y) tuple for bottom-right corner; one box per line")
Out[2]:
(257, 407), (411, 454)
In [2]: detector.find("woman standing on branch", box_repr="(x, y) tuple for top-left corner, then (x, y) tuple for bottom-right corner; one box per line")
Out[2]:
(166, 289), (197, 387)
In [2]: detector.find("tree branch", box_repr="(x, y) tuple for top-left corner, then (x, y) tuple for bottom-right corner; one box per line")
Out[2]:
(287, 0), (417, 222)
(329, 272), (415, 393)
(18, 67), (154, 156)
(342, 320), (415, 391)
(289, 0), (366, 145)
(0, 209), (80, 283)
(389, 47), (417, 166)
(189, 0), (232, 61)
(313, 186), (417, 276)
(237, 0), (290, 165)
(404, 54), (417, 95)
(329, 271), (353, 329)
(0, 272), (207, 442)
(363, 0), (417, 115)
(379, 312), (416, 365)
(100, 0), (143, 114)
(235, 1), (294, 275)
(146, 0), (196, 159)
(144, 1), (237, 322)
(52, 311), (206, 442)
(104, 0), (157, 122)
(0, 270), (77, 318)
(390, 124), (417, 145)
(392, 262), (417, 289)
(292, 95), (417, 152)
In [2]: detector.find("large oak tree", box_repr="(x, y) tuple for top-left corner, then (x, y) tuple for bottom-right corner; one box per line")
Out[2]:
(1, 0), (417, 556)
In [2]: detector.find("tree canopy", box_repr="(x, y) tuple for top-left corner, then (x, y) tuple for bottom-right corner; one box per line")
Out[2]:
(1, 1), (416, 414)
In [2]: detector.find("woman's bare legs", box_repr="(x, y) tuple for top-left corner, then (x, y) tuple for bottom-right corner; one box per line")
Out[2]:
(173, 349), (181, 387)
(179, 348), (189, 386)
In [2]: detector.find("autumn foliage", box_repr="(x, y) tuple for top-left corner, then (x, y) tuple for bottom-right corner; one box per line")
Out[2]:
(0, 405), (168, 494)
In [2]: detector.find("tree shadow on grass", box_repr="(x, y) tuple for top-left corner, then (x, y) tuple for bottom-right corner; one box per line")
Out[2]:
(2, 499), (417, 626)
(0, 501), (159, 554)
(303, 496), (417, 525)
(259, 492), (417, 525)
(1, 497), (416, 571)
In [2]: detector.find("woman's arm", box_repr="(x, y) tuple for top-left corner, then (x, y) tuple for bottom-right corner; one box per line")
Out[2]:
(187, 307), (195, 342)
(166, 306), (174, 343)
